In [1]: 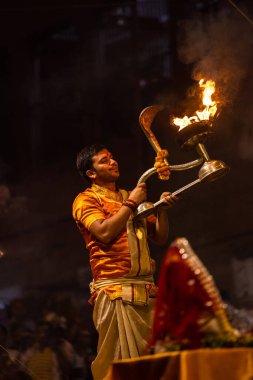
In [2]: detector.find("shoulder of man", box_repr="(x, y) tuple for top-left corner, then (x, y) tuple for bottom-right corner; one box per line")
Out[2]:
(73, 187), (99, 206)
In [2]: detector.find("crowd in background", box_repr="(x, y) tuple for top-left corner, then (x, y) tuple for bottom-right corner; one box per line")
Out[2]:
(1, 294), (253, 380)
(0, 295), (97, 380)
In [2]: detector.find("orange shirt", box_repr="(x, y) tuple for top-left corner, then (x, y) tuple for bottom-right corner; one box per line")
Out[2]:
(73, 184), (131, 281)
(72, 184), (158, 302)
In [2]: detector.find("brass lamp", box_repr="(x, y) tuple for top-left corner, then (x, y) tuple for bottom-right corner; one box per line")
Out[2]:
(134, 105), (229, 219)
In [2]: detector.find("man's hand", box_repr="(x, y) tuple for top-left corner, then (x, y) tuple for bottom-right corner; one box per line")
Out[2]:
(128, 183), (147, 205)
(159, 192), (178, 208)
(154, 149), (170, 180)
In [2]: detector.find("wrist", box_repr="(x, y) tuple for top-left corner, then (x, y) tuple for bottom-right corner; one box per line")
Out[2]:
(157, 207), (168, 216)
(122, 199), (138, 213)
(126, 198), (138, 207)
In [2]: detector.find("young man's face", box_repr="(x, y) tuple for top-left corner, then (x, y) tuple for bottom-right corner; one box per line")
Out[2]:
(88, 148), (120, 184)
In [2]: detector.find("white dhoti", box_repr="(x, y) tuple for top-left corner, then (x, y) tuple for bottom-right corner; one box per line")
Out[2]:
(91, 290), (155, 380)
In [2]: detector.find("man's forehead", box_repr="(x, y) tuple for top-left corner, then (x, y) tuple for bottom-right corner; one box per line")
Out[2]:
(93, 149), (111, 161)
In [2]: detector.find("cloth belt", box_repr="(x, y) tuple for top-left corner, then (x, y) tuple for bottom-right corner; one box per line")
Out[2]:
(90, 275), (155, 306)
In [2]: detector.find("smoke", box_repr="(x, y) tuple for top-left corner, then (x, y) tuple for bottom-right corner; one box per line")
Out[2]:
(177, 7), (253, 106)
(176, 5), (253, 161)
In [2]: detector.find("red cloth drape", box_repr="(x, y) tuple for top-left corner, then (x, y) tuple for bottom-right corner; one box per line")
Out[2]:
(149, 244), (216, 349)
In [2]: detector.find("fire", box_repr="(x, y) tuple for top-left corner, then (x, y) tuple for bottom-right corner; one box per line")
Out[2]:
(173, 79), (218, 131)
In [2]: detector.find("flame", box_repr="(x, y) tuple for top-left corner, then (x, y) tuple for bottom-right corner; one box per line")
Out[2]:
(173, 79), (218, 131)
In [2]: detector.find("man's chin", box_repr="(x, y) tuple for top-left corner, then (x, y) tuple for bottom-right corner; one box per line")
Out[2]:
(111, 169), (120, 177)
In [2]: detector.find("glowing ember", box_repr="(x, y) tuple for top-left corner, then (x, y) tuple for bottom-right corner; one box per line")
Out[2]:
(173, 79), (218, 131)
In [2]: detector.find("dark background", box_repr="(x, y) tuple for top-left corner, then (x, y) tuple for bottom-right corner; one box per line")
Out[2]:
(0, 0), (252, 318)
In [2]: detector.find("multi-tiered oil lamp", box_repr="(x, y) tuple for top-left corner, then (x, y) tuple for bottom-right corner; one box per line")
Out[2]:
(134, 79), (229, 219)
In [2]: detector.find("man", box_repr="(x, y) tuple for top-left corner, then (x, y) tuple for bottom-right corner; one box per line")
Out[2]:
(72, 144), (176, 380)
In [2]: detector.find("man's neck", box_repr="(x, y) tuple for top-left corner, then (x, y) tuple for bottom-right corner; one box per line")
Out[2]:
(93, 180), (117, 192)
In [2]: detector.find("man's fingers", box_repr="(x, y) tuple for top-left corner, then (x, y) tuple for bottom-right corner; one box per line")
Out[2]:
(161, 193), (178, 206)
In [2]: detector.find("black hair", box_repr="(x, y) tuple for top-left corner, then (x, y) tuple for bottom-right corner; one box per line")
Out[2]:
(76, 144), (106, 183)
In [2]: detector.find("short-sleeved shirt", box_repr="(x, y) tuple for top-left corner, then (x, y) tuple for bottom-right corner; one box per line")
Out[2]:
(72, 184), (131, 281)
(73, 184), (158, 302)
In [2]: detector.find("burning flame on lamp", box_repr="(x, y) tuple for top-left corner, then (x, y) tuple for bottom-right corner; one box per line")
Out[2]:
(134, 84), (229, 219)
(173, 79), (218, 131)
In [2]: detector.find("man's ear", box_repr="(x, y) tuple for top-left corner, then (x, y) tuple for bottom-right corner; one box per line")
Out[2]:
(86, 169), (96, 180)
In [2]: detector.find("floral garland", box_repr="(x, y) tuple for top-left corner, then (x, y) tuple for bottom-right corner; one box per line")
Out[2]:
(150, 333), (253, 353)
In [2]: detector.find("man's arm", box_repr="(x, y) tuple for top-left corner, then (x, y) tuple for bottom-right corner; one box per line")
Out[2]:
(89, 183), (147, 244)
(148, 192), (178, 245)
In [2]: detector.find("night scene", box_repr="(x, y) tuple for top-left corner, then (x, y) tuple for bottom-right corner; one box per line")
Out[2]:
(0, 1), (253, 379)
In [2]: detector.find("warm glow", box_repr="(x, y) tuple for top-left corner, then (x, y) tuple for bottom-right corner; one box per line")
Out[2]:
(173, 79), (218, 131)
